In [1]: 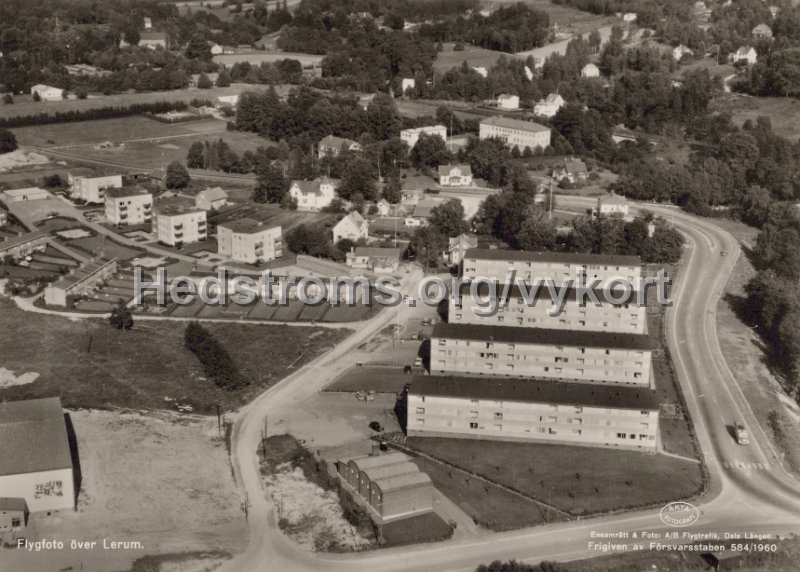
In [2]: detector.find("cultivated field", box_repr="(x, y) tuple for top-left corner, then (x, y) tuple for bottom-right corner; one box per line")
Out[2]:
(0, 84), (257, 120)
(0, 297), (350, 412)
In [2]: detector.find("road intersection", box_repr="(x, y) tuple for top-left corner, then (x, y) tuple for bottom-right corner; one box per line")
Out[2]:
(220, 200), (800, 572)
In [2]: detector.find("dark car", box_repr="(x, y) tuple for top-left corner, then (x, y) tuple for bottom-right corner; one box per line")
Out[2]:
(404, 365), (413, 374)
(369, 421), (384, 432)
(379, 441), (390, 452)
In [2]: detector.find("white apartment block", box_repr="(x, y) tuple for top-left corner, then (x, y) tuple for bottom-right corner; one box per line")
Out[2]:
(400, 125), (447, 148)
(479, 116), (551, 151)
(407, 376), (659, 450)
(155, 206), (207, 246)
(68, 174), (122, 203)
(104, 188), (153, 226)
(217, 218), (282, 263)
(430, 323), (653, 387)
(461, 249), (642, 289)
(450, 284), (647, 334)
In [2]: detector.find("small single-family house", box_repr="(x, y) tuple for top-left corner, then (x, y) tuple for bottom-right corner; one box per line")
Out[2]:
(752, 24), (773, 40)
(318, 135), (362, 158)
(30, 84), (63, 101)
(346, 247), (402, 274)
(195, 187), (228, 211)
(732, 46), (757, 65)
(445, 234), (478, 265)
(553, 158), (588, 184)
(533, 93), (565, 118)
(289, 176), (338, 211)
(597, 192), (629, 216)
(496, 94), (520, 110)
(333, 211), (369, 243)
(672, 45), (694, 61)
(438, 164), (473, 187)
(580, 63), (600, 78)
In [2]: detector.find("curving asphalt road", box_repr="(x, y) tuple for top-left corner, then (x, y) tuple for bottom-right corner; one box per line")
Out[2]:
(218, 200), (800, 572)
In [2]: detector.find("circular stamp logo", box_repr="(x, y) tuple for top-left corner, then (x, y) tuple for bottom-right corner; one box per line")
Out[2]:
(659, 502), (700, 527)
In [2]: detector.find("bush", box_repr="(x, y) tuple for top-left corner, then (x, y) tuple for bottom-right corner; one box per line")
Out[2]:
(0, 128), (18, 154)
(2, 93), (12, 104)
(76, 88), (88, 100)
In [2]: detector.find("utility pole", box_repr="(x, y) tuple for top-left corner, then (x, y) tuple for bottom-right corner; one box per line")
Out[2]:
(548, 177), (554, 220)
(216, 404), (222, 437)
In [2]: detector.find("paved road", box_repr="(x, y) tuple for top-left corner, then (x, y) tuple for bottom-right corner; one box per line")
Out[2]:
(218, 200), (800, 572)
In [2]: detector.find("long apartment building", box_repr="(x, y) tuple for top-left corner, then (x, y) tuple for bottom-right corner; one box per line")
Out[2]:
(43, 257), (118, 307)
(105, 188), (153, 226)
(430, 323), (652, 387)
(217, 218), (282, 263)
(450, 282), (647, 334)
(407, 375), (659, 450)
(461, 249), (642, 289)
(155, 205), (207, 246)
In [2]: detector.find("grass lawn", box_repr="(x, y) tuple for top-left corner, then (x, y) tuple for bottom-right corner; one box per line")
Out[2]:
(0, 298), (350, 413)
(409, 452), (559, 531)
(407, 437), (703, 517)
(66, 234), (145, 261)
(434, 43), (519, 74)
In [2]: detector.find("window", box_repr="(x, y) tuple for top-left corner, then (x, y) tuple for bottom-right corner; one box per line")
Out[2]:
(11, 517), (21, 527)
(416, 407), (425, 414)
(416, 418), (425, 425)
(616, 432), (627, 439)
(469, 422), (479, 429)
(494, 412), (503, 420)
(470, 411), (479, 418)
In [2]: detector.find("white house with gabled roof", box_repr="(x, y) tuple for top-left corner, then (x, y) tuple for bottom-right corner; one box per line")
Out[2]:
(333, 211), (369, 243)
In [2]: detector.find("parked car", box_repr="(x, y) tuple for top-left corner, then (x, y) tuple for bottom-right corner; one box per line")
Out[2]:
(379, 441), (390, 452)
(720, 250), (728, 256)
(369, 421), (384, 432)
(403, 365), (413, 374)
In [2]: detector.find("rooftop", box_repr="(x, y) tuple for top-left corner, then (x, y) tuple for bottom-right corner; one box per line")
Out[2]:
(0, 231), (48, 252)
(0, 397), (73, 477)
(432, 322), (652, 350)
(218, 217), (279, 234)
(598, 192), (628, 205)
(347, 452), (410, 471)
(155, 204), (204, 217)
(352, 246), (402, 258)
(291, 176), (338, 196)
(410, 375), (659, 410)
(402, 124), (446, 134)
(438, 163), (472, 177)
(464, 248), (641, 267)
(49, 257), (117, 290)
(372, 471), (432, 493)
(457, 281), (647, 304)
(0, 497), (27, 512)
(105, 187), (152, 199)
(319, 135), (359, 148)
(198, 187), (228, 201)
(480, 116), (550, 133)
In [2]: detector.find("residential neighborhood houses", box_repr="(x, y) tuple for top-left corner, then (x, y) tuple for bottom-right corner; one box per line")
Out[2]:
(332, 210), (369, 243)
(289, 176), (338, 211)
(533, 93), (566, 118)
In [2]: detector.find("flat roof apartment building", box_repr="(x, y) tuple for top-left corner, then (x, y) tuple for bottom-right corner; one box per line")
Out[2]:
(400, 125), (447, 148)
(407, 375), (659, 450)
(430, 323), (652, 387)
(461, 249), (642, 288)
(105, 188), (153, 226)
(68, 174), (122, 204)
(479, 116), (551, 152)
(155, 205), (207, 246)
(450, 283), (647, 334)
(217, 218), (282, 263)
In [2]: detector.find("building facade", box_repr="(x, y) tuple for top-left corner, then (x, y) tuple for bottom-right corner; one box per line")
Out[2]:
(461, 249), (642, 288)
(289, 177), (338, 211)
(0, 398), (75, 513)
(438, 164), (473, 187)
(105, 188), (153, 226)
(332, 211), (368, 243)
(533, 93), (565, 118)
(68, 174), (122, 204)
(345, 247), (402, 273)
(479, 116), (551, 151)
(318, 135), (362, 158)
(450, 283), (647, 334)
(497, 94), (520, 110)
(400, 125), (447, 148)
(1, 188), (51, 203)
(155, 206), (207, 246)
(597, 193), (630, 216)
(430, 323), (652, 386)
(217, 218), (282, 263)
(30, 84), (63, 101)
(407, 376), (659, 450)
(195, 187), (228, 211)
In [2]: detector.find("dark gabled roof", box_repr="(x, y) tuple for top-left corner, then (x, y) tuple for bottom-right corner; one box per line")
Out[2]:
(480, 116), (550, 133)
(410, 375), (659, 410)
(464, 248), (641, 267)
(105, 187), (151, 199)
(0, 398), (73, 477)
(0, 497), (27, 512)
(0, 231), (48, 252)
(432, 322), (652, 350)
(457, 281), (647, 305)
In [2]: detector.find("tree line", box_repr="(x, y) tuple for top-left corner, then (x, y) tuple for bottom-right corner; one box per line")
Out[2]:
(0, 100), (189, 128)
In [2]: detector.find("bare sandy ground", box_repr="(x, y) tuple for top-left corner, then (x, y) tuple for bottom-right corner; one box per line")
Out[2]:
(8, 409), (247, 572)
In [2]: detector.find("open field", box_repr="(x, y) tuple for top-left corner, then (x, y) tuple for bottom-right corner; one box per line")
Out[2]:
(325, 366), (420, 393)
(406, 436), (703, 516)
(16, 409), (243, 572)
(434, 43), (520, 73)
(213, 52), (324, 67)
(485, 0), (613, 35)
(0, 84), (258, 120)
(710, 93), (800, 141)
(0, 297), (350, 413)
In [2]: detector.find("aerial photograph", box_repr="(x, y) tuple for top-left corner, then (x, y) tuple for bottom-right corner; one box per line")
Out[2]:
(1, 0), (800, 571)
